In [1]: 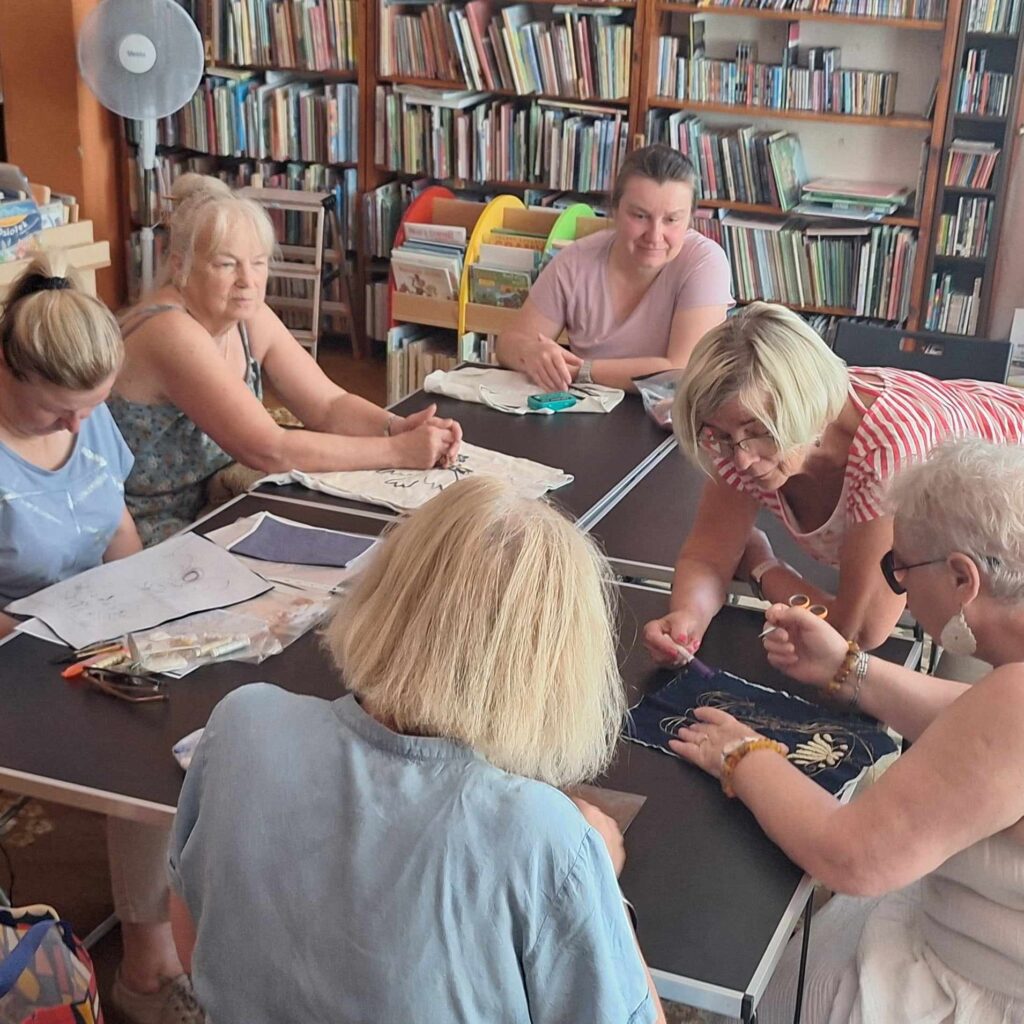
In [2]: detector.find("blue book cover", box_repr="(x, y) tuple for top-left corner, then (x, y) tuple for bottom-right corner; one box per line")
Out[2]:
(0, 200), (42, 262)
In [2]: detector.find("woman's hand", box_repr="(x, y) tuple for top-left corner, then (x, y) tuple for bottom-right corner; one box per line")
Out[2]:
(389, 420), (460, 470)
(762, 604), (849, 690)
(642, 609), (707, 667)
(570, 796), (626, 877)
(389, 404), (463, 468)
(668, 706), (768, 780)
(522, 333), (583, 392)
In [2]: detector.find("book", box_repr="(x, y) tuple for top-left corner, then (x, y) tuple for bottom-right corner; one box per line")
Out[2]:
(469, 265), (533, 307)
(477, 242), (542, 271)
(404, 222), (468, 245)
(0, 199), (42, 262)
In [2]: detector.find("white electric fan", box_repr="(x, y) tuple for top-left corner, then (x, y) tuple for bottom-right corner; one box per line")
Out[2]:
(77, 0), (204, 290)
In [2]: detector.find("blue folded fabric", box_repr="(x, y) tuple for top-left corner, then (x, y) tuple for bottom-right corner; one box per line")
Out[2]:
(229, 516), (376, 568)
(624, 664), (897, 797)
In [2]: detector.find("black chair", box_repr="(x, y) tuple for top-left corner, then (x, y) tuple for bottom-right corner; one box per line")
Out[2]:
(832, 321), (1012, 384)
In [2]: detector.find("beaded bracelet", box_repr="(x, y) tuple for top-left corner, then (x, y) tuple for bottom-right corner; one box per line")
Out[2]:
(720, 737), (789, 798)
(828, 640), (862, 694)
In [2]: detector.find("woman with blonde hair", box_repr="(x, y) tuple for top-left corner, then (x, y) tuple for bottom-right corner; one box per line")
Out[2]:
(643, 301), (1024, 661)
(674, 438), (1024, 1022)
(0, 256), (202, 1024)
(111, 173), (462, 544)
(167, 477), (665, 1024)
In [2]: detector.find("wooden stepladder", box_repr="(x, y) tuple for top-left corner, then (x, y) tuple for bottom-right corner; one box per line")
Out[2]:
(237, 185), (364, 359)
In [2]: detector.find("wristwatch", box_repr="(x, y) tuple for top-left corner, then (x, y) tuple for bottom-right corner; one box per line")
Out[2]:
(749, 558), (785, 601)
(576, 359), (594, 385)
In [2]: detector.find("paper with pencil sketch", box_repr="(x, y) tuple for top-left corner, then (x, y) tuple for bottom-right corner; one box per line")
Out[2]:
(258, 442), (573, 513)
(5, 533), (272, 649)
(424, 366), (624, 415)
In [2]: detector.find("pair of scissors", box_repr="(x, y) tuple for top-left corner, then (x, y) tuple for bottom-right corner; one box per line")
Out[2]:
(759, 593), (828, 638)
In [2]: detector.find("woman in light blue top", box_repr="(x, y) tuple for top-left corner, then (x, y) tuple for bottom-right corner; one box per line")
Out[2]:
(0, 256), (203, 1024)
(169, 476), (666, 1024)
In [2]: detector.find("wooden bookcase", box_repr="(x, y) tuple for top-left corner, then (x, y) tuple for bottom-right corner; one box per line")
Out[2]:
(919, 1), (1024, 335)
(122, 0), (1021, 346)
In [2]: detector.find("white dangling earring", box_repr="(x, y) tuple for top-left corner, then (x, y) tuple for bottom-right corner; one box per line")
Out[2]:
(939, 606), (977, 657)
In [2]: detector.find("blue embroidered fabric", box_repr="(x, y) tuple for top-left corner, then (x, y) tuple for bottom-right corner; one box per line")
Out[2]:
(624, 665), (898, 797)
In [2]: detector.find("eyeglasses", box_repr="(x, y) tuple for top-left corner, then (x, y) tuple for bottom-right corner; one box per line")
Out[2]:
(698, 427), (779, 459)
(879, 550), (945, 595)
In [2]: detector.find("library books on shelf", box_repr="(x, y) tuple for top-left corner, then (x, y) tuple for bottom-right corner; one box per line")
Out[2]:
(955, 49), (1014, 115)
(944, 139), (999, 189)
(934, 196), (992, 257)
(663, 0), (946, 18)
(380, 2), (633, 100)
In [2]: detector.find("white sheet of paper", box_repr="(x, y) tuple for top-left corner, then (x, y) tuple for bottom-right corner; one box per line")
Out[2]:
(423, 366), (624, 415)
(258, 442), (573, 513)
(5, 533), (272, 649)
(15, 618), (65, 646)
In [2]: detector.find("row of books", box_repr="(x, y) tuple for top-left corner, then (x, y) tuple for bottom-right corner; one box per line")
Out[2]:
(125, 148), (358, 251)
(955, 50), (1013, 116)
(375, 88), (628, 193)
(366, 278), (390, 343)
(206, 0), (357, 72)
(155, 73), (358, 166)
(935, 196), (992, 258)
(645, 110), (806, 209)
(386, 325), (459, 404)
(655, 48), (898, 117)
(966, 0), (1021, 33)
(693, 210), (916, 320)
(668, 0), (946, 17)
(363, 179), (419, 259)
(923, 274), (981, 334)
(381, 4), (632, 100)
(944, 139), (1000, 190)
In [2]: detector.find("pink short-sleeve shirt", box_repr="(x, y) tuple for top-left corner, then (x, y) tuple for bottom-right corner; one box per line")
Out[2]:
(527, 228), (734, 360)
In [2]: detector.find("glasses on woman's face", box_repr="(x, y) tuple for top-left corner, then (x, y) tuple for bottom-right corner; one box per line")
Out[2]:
(698, 427), (779, 459)
(879, 550), (946, 595)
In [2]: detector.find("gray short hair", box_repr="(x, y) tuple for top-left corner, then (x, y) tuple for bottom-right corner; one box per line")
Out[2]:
(888, 438), (1024, 602)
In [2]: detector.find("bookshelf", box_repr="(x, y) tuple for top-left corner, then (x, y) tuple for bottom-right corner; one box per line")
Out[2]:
(920, 0), (1024, 334)
(121, 0), (1015, 360)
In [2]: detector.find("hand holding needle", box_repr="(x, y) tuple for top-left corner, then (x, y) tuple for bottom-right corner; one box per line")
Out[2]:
(760, 594), (828, 638)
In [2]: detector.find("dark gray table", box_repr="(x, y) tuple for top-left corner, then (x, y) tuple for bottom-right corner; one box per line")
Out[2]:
(0, 495), (918, 1021)
(588, 444), (839, 594)
(257, 390), (675, 530)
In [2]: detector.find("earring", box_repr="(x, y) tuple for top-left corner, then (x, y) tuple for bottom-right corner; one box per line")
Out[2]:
(939, 606), (977, 657)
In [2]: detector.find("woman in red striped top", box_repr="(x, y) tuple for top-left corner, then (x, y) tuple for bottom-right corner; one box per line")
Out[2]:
(643, 302), (1024, 661)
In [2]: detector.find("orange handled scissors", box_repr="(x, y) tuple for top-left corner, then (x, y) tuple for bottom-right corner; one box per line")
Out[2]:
(759, 593), (828, 638)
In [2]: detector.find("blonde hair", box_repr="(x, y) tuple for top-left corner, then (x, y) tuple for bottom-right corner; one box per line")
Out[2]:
(161, 173), (276, 288)
(888, 438), (1024, 603)
(674, 301), (850, 466)
(0, 251), (123, 389)
(324, 477), (625, 787)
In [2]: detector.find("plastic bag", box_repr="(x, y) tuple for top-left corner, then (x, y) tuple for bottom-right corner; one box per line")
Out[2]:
(633, 368), (683, 431)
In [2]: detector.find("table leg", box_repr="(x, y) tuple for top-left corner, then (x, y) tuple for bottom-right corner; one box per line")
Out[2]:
(792, 897), (814, 1024)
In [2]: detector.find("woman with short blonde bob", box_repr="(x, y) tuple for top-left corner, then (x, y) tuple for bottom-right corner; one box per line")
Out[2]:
(643, 301), (1024, 662)
(167, 477), (665, 1024)
(112, 173), (461, 544)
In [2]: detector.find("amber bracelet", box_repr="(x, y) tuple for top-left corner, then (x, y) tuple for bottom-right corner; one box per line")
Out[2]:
(828, 640), (862, 694)
(720, 738), (789, 798)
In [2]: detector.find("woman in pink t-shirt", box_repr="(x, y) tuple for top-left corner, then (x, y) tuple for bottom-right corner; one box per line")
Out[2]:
(495, 145), (734, 392)
(642, 302), (1024, 660)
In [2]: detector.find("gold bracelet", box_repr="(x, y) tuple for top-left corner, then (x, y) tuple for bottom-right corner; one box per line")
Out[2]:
(720, 737), (789, 798)
(828, 640), (862, 694)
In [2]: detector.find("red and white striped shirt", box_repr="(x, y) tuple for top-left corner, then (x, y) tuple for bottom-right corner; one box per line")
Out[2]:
(717, 366), (1024, 566)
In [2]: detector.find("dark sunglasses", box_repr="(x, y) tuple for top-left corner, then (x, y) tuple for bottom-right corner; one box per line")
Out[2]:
(879, 550), (945, 595)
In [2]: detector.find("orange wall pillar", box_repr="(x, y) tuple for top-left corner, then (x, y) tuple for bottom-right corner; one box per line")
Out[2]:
(0, 0), (126, 308)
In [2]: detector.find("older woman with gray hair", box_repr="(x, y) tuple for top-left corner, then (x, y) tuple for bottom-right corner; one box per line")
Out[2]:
(643, 302), (1024, 659)
(672, 438), (1024, 1023)
(111, 173), (461, 544)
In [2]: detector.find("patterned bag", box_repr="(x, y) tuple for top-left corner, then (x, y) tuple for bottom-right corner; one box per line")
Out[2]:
(0, 905), (103, 1024)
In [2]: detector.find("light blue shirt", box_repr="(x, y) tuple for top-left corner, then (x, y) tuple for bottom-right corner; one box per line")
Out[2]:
(0, 404), (133, 604)
(170, 684), (655, 1024)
